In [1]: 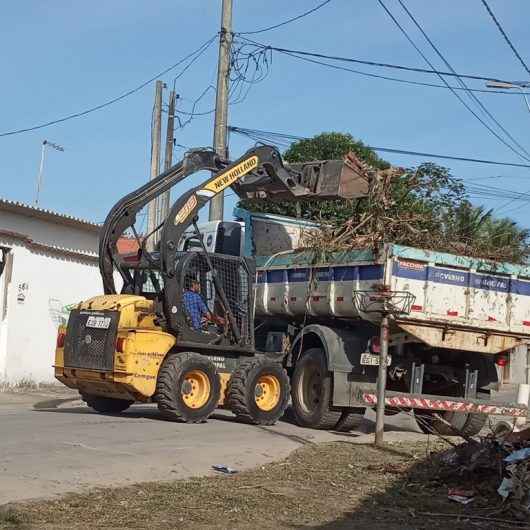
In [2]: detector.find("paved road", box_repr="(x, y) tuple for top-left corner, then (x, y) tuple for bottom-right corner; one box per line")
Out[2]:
(0, 391), (426, 505)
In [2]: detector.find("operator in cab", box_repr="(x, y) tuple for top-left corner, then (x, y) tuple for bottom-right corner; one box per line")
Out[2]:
(183, 278), (225, 331)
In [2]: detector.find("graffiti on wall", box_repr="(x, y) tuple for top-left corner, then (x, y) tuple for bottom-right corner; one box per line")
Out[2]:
(48, 298), (76, 326)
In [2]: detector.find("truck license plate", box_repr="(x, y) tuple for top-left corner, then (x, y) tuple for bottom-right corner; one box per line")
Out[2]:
(85, 316), (111, 329)
(360, 353), (392, 366)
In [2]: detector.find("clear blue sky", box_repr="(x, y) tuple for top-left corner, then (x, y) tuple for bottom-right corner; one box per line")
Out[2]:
(2, 0), (530, 229)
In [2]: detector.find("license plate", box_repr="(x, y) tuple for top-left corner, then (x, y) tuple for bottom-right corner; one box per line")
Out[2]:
(360, 353), (392, 366)
(85, 316), (111, 329)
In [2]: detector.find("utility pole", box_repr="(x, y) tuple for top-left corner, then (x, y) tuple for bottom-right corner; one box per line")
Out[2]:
(147, 80), (164, 251)
(160, 90), (177, 223)
(209, 0), (233, 222)
(375, 314), (390, 447)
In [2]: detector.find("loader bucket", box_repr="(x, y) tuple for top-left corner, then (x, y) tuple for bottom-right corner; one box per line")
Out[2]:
(234, 151), (370, 201)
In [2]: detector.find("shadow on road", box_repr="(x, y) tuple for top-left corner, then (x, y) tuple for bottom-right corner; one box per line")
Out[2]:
(32, 399), (423, 440)
(33, 397), (81, 409)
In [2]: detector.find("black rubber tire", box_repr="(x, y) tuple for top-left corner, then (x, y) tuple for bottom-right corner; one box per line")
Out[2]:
(415, 392), (489, 437)
(291, 348), (342, 429)
(416, 410), (487, 437)
(81, 394), (133, 414)
(155, 352), (221, 423)
(227, 357), (290, 425)
(334, 408), (366, 432)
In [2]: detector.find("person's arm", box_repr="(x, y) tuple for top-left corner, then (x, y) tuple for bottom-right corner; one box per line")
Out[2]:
(198, 297), (225, 326)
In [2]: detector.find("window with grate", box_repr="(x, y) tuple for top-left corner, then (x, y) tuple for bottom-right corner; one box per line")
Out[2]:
(180, 253), (251, 342)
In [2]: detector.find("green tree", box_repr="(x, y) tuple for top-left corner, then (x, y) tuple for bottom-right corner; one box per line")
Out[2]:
(239, 132), (388, 220)
(282, 132), (389, 169)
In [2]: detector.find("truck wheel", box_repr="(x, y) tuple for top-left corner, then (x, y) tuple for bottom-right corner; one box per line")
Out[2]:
(81, 394), (133, 414)
(334, 408), (365, 432)
(155, 352), (220, 423)
(416, 409), (487, 437)
(291, 348), (342, 429)
(227, 358), (290, 425)
(415, 392), (489, 437)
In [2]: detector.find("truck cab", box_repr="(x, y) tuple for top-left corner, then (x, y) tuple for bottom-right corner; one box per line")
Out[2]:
(178, 221), (244, 257)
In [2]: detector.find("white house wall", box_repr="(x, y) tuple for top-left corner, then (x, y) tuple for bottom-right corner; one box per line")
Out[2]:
(1, 242), (102, 383)
(0, 205), (104, 385)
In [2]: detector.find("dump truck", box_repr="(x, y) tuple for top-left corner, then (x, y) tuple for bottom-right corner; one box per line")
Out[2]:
(186, 208), (530, 434)
(54, 146), (529, 433)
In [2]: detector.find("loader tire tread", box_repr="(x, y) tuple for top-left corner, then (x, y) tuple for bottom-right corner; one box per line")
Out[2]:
(228, 358), (290, 426)
(155, 352), (220, 423)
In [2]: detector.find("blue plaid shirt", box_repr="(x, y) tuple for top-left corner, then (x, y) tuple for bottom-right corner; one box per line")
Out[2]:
(183, 290), (209, 330)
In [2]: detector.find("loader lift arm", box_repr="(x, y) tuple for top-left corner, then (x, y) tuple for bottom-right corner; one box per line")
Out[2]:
(99, 149), (220, 294)
(99, 145), (315, 296)
(159, 146), (317, 338)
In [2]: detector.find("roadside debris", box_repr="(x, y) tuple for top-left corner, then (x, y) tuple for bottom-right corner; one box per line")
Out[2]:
(438, 425), (530, 520)
(447, 488), (475, 505)
(212, 464), (238, 474)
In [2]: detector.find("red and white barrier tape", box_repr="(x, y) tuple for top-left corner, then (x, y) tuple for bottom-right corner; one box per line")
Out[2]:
(361, 392), (527, 417)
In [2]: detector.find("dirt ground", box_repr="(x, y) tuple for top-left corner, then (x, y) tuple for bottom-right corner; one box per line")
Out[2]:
(1, 439), (528, 530)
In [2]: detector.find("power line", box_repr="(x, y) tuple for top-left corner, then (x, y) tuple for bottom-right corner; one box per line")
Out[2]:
(239, 35), (517, 84)
(480, 0), (530, 77)
(171, 36), (217, 91)
(269, 45), (530, 96)
(396, 0), (530, 161)
(174, 43), (274, 125)
(363, 146), (530, 168)
(238, 0), (333, 35)
(390, 0), (530, 162)
(0, 34), (218, 138)
(228, 125), (530, 168)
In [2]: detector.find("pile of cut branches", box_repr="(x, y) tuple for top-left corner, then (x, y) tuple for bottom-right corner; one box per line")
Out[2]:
(300, 158), (530, 264)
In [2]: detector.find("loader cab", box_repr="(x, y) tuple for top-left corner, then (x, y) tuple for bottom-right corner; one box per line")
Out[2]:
(178, 221), (244, 257)
(119, 221), (245, 300)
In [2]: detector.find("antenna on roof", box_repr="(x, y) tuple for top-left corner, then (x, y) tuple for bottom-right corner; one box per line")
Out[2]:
(35, 139), (64, 206)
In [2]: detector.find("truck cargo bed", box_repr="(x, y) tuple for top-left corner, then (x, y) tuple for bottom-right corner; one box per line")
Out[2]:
(255, 244), (530, 353)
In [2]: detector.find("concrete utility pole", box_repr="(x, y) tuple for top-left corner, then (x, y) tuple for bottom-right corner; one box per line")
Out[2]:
(209, 0), (233, 222)
(159, 90), (177, 224)
(147, 80), (164, 251)
(375, 314), (390, 447)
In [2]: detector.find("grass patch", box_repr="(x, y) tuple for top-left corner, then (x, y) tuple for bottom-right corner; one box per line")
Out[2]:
(1, 439), (526, 529)
(0, 506), (28, 528)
